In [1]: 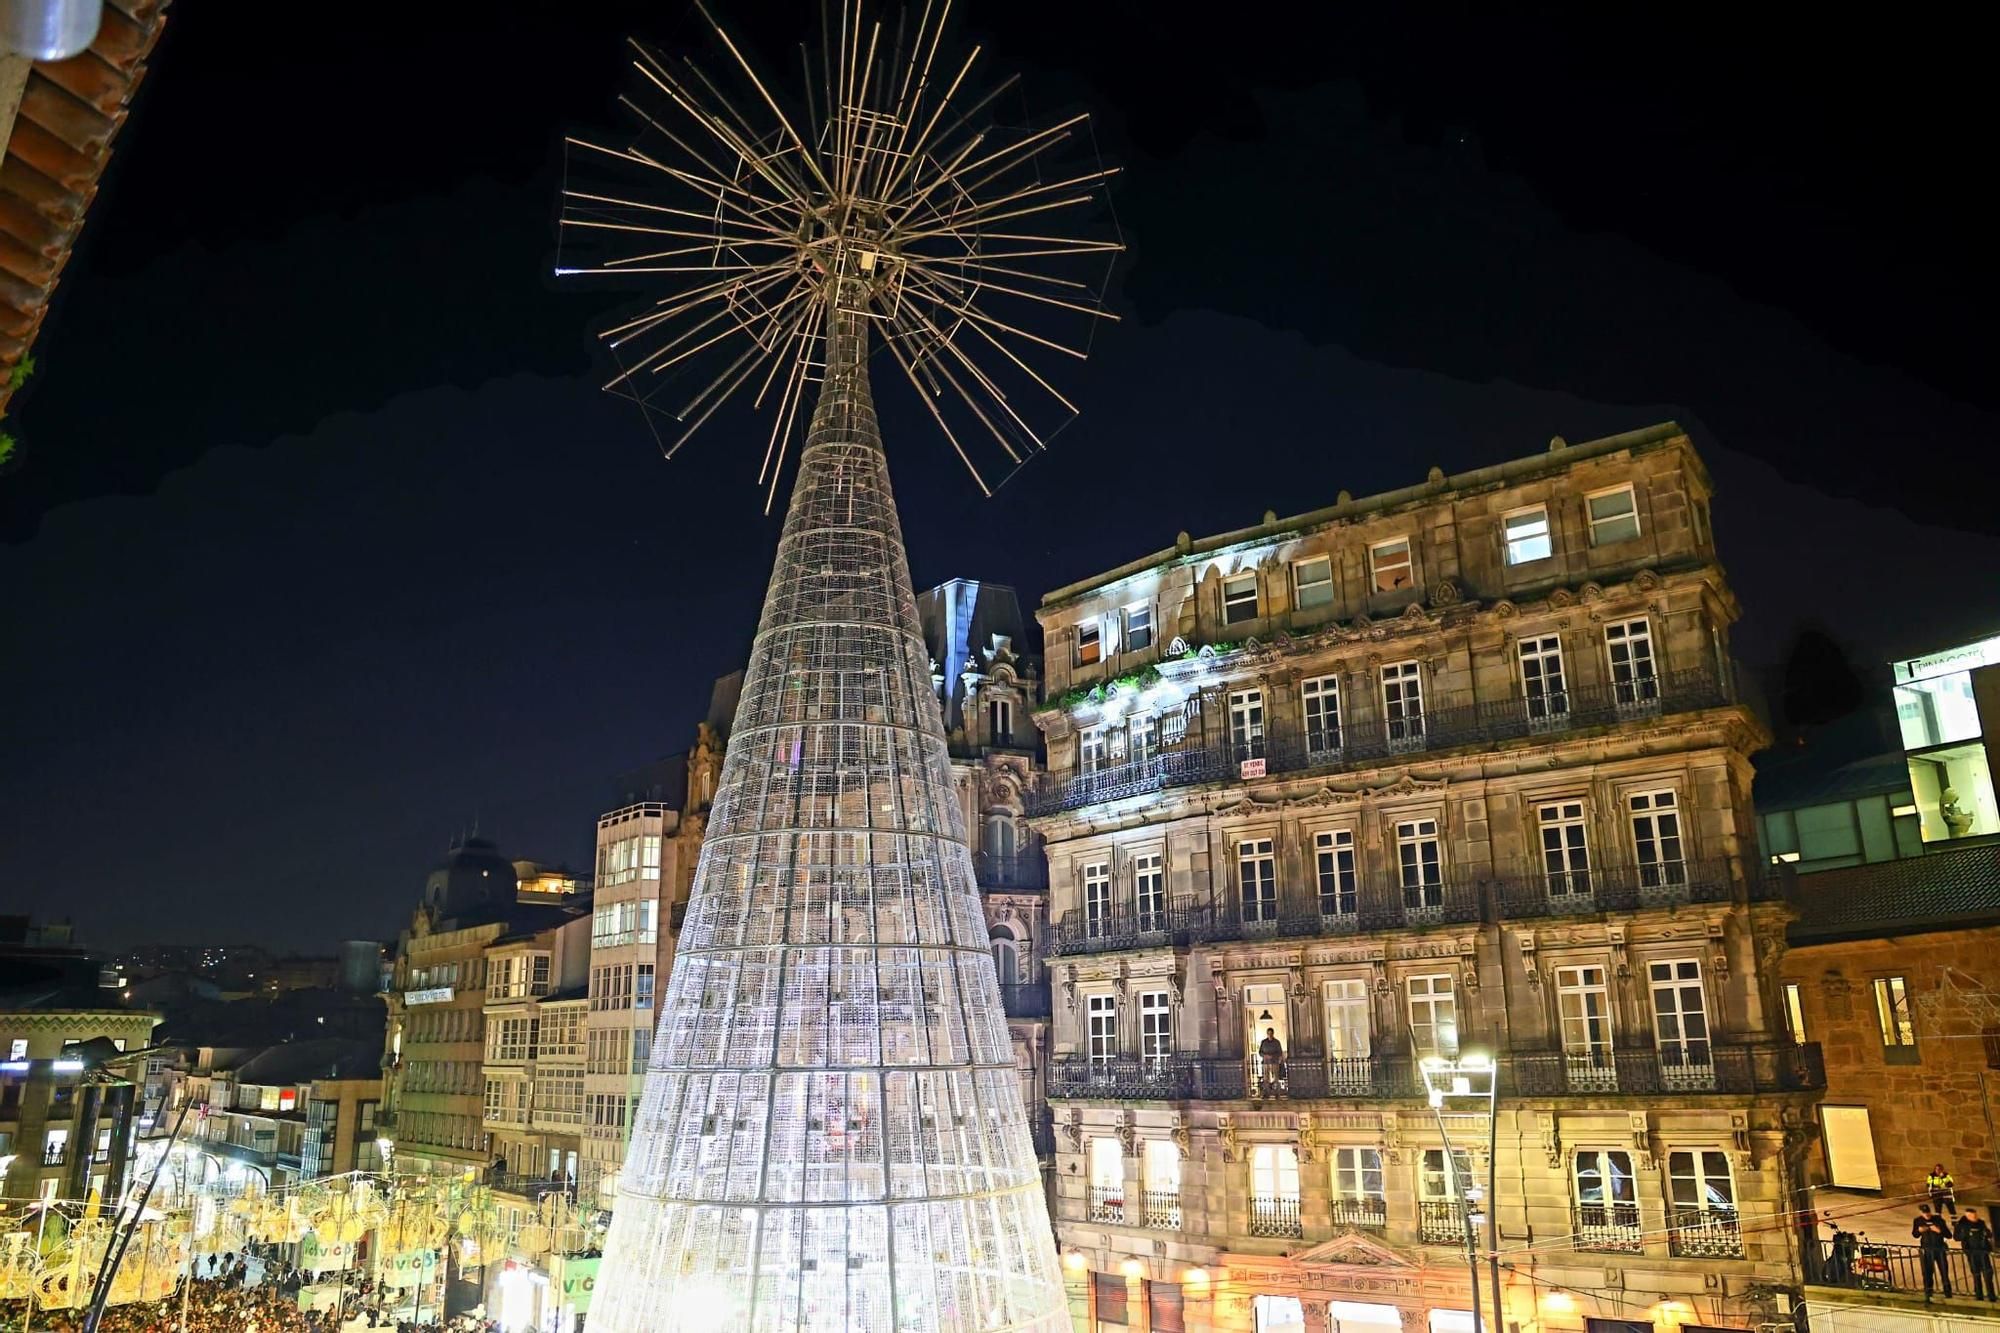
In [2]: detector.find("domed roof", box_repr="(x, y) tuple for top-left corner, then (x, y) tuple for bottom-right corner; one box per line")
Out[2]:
(423, 835), (516, 921)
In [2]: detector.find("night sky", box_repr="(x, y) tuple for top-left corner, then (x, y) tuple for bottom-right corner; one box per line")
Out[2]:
(3, 6), (1996, 952)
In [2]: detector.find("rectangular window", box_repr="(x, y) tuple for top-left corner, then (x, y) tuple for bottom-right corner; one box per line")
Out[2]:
(1630, 790), (1685, 888)
(1301, 675), (1341, 755)
(1315, 828), (1357, 917)
(1238, 838), (1278, 923)
(1093, 1270), (1128, 1327)
(1087, 994), (1118, 1063)
(1134, 853), (1165, 931)
(1558, 966), (1613, 1083)
(1574, 1150), (1640, 1241)
(1334, 1146), (1385, 1204)
(1251, 1143), (1301, 1203)
(1668, 1149), (1735, 1218)
(1080, 728), (1107, 774)
(1293, 555), (1334, 610)
(1820, 1105), (1881, 1189)
(1504, 506), (1553, 564)
(1324, 979), (1372, 1062)
(1874, 976), (1916, 1048)
(1396, 818), (1443, 911)
(988, 698), (1012, 742)
(1128, 714), (1159, 765)
(1605, 618), (1658, 706)
(1650, 960), (1711, 1076)
(1382, 661), (1424, 748)
(1420, 1146), (1472, 1201)
(1407, 975), (1457, 1055)
(1139, 991), (1174, 1069)
(1083, 862), (1113, 937)
(1076, 621), (1102, 666)
(1587, 484), (1641, 546)
(1223, 572), (1260, 624)
(1229, 688), (1266, 759)
(1125, 604), (1154, 652)
(1370, 538), (1413, 593)
(1783, 983), (1807, 1045)
(1538, 801), (1592, 897)
(1519, 634), (1569, 722)
(635, 964), (655, 1010)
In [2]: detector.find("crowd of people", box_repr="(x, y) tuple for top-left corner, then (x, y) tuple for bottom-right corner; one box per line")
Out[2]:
(0, 1253), (503, 1332)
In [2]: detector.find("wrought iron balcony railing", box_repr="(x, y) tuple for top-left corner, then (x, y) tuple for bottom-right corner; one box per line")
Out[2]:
(1087, 1184), (1126, 1225)
(1572, 1201), (1644, 1252)
(1142, 1188), (1183, 1229)
(1029, 665), (1731, 815)
(1493, 857), (1733, 918)
(1330, 1196), (1388, 1231)
(1248, 1194), (1303, 1239)
(1506, 1043), (1824, 1096)
(1667, 1207), (1743, 1258)
(1417, 1198), (1465, 1245)
(1048, 1057), (1192, 1100)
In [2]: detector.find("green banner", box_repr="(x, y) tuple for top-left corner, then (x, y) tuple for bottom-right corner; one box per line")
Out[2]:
(555, 1255), (599, 1313)
(381, 1247), (441, 1289)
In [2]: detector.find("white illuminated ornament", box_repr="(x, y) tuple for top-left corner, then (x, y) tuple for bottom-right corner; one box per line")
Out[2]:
(560, 3), (1116, 1330)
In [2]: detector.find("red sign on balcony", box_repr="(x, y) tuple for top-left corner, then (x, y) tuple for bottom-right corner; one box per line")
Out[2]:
(1240, 758), (1267, 779)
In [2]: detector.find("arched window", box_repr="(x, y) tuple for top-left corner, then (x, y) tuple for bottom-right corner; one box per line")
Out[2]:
(989, 927), (1020, 984)
(986, 814), (1017, 860)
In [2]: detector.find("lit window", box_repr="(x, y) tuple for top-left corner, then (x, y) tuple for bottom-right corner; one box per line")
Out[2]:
(1076, 621), (1102, 666)
(1125, 604), (1154, 652)
(1504, 506), (1552, 564)
(1587, 485), (1640, 545)
(1783, 983), (1807, 1045)
(1407, 974), (1456, 1054)
(1223, 572), (1259, 624)
(1334, 1146), (1384, 1205)
(1293, 555), (1334, 610)
(1369, 538), (1413, 593)
(1874, 976), (1916, 1048)
(6, 1039), (24, 1060)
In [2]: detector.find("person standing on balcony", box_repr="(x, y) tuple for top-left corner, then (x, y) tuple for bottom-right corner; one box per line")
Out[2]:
(1914, 1204), (1955, 1300)
(1930, 1164), (1959, 1216)
(1958, 1209), (1996, 1301)
(1258, 1027), (1286, 1096)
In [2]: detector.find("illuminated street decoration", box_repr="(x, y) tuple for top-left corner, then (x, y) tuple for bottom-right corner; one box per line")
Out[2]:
(559, 3), (1116, 1328)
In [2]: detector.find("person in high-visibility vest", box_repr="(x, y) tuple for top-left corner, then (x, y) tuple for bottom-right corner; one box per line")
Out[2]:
(1929, 1164), (1959, 1216)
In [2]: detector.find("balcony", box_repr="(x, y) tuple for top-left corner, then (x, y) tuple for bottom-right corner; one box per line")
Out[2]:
(1667, 1207), (1743, 1258)
(1190, 1052), (1425, 1102)
(974, 853), (1048, 891)
(491, 1174), (577, 1205)
(42, 1147), (66, 1167)
(997, 982), (1052, 1020)
(1330, 1196), (1388, 1231)
(1142, 1188), (1183, 1229)
(1506, 1043), (1824, 1096)
(1049, 1057), (1192, 1101)
(1029, 665), (1731, 816)
(1087, 1184), (1126, 1224)
(1495, 858), (1733, 919)
(1248, 1194), (1303, 1239)
(1572, 1201), (1643, 1252)
(1417, 1199), (1465, 1245)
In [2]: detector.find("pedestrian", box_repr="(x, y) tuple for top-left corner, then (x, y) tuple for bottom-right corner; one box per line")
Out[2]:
(1960, 1208), (1997, 1301)
(1915, 1203), (1955, 1300)
(1257, 1026), (1286, 1096)
(1930, 1164), (1959, 1216)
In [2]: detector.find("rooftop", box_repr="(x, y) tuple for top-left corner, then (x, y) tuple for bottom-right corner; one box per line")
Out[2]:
(1040, 421), (1692, 608)
(1787, 841), (2000, 943)
(233, 1038), (379, 1085)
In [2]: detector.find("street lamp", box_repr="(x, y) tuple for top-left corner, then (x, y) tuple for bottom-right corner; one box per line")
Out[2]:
(1421, 1052), (1500, 1333)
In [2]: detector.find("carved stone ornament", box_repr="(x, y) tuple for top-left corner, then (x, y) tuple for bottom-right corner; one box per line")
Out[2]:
(1537, 1111), (1560, 1168)
(1216, 1114), (1239, 1163)
(1166, 635), (1189, 657)
(1516, 932), (1541, 989)
(1172, 1120), (1192, 1160)
(1492, 599), (1517, 620)
(1062, 1109), (1084, 1153)
(1579, 581), (1605, 604)
(1297, 1112), (1319, 1164)
(1430, 578), (1461, 607)
(1062, 974), (1078, 1013)
(1119, 1112), (1138, 1158)
(1401, 602), (1427, 623)
(1633, 569), (1662, 592)
(1548, 587), (1576, 609)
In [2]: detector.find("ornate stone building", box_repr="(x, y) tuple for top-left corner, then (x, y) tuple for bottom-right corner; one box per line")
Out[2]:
(918, 578), (1057, 1194)
(1027, 424), (1822, 1333)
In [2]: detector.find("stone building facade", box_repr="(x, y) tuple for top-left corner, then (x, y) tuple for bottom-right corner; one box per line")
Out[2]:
(918, 578), (1058, 1194)
(1028, 424), (1822, 1333)
(480, 912), (591, 1191)
(1780, 842), (2000, 1232)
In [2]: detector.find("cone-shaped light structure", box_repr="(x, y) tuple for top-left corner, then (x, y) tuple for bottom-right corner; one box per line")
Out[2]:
(588, 288), (1069, 1332)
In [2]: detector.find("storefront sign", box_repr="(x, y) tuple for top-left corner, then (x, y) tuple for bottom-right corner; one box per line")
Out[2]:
(381, 1247), (441, 1288)
(553, 1255), (599, 1313)
(404, 987), (453, 1005)
(1896, 635), (2000, 683)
